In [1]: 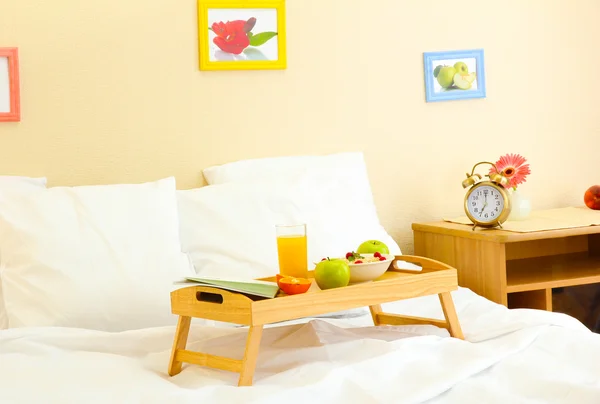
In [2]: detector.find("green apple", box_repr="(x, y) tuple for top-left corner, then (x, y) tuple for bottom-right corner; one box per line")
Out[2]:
(453, 61), (469, 75)
(453, 73), (472, 90)
(356, 240), (389, 254)
(462, 72), (476, 84)
(436, 66), (456, 89)
(314, 258), (350, 290)
(433, 65), (443, 78)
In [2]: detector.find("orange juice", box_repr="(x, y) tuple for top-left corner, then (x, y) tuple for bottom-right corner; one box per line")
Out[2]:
(276, 234), (308, 278)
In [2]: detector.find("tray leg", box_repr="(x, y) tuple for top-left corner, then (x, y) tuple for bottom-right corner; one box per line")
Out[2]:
(438, 292), (464, 340)
(369, 304), (383, 326)
(369, 295), (465, 341)
(373, 312), (449, 330)
(168, 315), (191, 376)
(238, 324), (264, 387)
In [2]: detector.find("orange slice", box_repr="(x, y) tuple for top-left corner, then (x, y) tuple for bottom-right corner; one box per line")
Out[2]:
(278, 276), (311, 295)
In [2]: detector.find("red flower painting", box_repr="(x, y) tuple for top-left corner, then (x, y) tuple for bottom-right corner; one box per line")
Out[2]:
(209, 16), (278, 56)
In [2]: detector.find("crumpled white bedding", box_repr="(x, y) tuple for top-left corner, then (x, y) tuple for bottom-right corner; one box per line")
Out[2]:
(1, 287), (599, 404)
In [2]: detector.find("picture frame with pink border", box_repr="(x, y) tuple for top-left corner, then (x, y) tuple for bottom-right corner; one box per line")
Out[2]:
(0, 47), (21, 122)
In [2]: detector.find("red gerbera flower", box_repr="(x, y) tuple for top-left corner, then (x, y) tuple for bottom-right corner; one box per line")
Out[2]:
(489, 153), (531, 189)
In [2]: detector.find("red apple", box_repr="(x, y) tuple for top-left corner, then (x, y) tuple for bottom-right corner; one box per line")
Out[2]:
(584, 185), (600, 210)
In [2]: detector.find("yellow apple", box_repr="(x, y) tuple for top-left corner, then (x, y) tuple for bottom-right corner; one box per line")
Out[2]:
(454, 61), (469, 75)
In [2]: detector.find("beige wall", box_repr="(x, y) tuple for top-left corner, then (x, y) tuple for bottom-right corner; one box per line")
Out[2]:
(1, 0), (599, 253)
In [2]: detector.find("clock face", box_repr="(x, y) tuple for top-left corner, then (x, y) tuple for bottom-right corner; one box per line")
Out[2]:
(466, 184), (505, 223)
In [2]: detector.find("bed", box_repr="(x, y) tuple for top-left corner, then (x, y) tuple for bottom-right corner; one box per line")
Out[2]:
(1, 153), (599, 404)
(1, 289), (599, 403)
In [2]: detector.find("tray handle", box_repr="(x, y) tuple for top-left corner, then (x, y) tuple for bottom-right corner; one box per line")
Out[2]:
(171, 285), (254, 325)
(196, 290), (225, 304)
(391, 255), (453, 271)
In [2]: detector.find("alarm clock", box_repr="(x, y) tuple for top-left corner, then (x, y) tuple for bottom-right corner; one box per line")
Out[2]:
(462, 161), (511, 230)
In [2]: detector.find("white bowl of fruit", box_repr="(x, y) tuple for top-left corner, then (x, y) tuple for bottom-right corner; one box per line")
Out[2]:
(314, 250), (394, 285)
(342, 251), (394, 283)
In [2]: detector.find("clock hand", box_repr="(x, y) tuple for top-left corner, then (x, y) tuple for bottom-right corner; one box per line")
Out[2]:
(480, 201), (487, 216)
(482, 195), (488, 215)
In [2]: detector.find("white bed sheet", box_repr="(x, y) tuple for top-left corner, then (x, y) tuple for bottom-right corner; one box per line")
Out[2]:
(1, 287), (599, 404)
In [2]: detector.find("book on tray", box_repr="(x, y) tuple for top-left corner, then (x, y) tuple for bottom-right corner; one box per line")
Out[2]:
(178, 276), (279, 299)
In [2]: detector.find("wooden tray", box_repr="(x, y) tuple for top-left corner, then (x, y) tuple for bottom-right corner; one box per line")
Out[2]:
(168, 255), (464, 386)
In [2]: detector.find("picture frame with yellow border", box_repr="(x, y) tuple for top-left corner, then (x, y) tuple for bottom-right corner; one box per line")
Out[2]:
(198, 0), (286, 71)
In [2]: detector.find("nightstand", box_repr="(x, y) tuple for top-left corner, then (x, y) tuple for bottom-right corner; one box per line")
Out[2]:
(411, 220), (600, 311)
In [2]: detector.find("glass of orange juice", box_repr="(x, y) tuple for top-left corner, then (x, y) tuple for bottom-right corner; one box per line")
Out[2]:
(275, 224), (308, 279)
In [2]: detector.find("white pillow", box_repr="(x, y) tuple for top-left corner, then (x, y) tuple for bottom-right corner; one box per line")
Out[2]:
(203, 152), (375, 197)
(202, 152), (386, 234)
(0, 176), (47, 187)
(177, 177), (400, 280)
(0, 176), (48, 330)
(0, 177), (195, 331)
